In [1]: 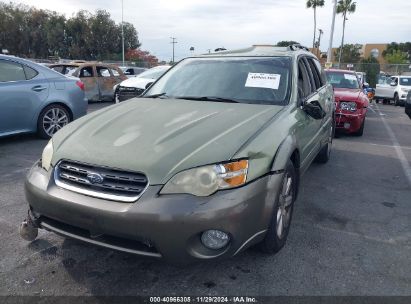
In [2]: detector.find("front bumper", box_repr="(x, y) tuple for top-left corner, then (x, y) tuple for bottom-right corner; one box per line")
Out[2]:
(25, 164), (283, 263)
(335, 110), (365, 133)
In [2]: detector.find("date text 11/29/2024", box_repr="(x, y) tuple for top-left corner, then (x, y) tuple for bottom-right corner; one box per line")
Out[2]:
(149, 296), (257, 303)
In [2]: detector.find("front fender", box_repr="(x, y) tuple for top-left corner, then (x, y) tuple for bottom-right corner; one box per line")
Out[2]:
(270, 135), (298, 172)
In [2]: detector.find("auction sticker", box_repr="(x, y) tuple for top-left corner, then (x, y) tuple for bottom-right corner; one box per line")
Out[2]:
(344, 74), (358, 81)
(245, 73), (281, 90)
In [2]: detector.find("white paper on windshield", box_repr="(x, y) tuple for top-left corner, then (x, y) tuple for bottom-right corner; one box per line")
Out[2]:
(344, 74), (358, 81)
(245, 73), (281, 90)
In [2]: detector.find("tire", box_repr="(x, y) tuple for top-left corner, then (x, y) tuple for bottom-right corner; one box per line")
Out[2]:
(394, 93), (400, 106)
(354, 118), (365, 137)
(259, 160), (297, 254)
(37, 104), (71, 139)
(315, 121), (333, 163)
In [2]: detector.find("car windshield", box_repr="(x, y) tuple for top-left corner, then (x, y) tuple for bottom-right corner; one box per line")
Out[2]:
(325, 71), (360, 89)
(400, 77), (411, 86)
(138, 67), (168, 79)
(145, 57), (292, 105)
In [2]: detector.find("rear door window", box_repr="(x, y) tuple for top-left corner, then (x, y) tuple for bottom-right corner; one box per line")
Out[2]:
(0, 60), (27, 82)
(306, 58), (324, 89)
(97, 66), (111, 77)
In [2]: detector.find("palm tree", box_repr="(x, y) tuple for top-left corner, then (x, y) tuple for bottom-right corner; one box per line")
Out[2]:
(306, 0), (325, 50)
(337, 0), (356, 67)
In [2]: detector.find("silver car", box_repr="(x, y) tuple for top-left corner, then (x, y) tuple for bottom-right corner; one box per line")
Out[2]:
(0, 55), (87, 139)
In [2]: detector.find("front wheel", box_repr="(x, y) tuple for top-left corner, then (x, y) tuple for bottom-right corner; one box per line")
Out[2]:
(37, 104), (71, 139)
(315, 121), (333, 163)
(394, 94), (400, 106)
(259, 160), (297, 254)
(354, 118), (365, 137)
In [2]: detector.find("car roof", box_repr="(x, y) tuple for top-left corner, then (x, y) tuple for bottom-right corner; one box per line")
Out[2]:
(0, 54), (65, 78)
(195, 45), (315, 59)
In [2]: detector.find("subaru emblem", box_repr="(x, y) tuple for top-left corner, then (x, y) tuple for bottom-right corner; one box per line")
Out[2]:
(87, 172), (104, 184)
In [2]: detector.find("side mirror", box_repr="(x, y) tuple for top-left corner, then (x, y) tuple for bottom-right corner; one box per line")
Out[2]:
(124, 71), (131, 75)
(145, 82), (153, 89)
(302, 100), (326, 120)
(390, 81), (397, 86)
(363, 82), (369, 88)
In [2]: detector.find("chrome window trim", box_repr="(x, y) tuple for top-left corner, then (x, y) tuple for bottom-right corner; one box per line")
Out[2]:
(53, 160), (149, 203)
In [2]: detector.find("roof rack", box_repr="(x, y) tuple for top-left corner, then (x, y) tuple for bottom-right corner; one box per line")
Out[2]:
(288, 44), (310, 51)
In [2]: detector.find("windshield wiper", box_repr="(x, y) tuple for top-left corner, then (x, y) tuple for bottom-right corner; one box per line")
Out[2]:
(144, 92), (169, 98)
(175, 96), (240, 103)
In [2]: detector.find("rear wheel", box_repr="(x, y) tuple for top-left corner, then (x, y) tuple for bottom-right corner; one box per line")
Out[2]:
(37, 104), (71, 139)
(259, 160), (296, 254)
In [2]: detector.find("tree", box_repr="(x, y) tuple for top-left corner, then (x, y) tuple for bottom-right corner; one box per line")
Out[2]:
(276, 41), (300, 47)
(359, 56), (380, 88)
(336, 0), (356, 66)
(0, 1), (142, 60)
(334, 43), (361, 63)
(306, 0), (325, 50)
(125, 49), (159, 67)
(385, 50), (408, 64)
(383, 42), (411, 60)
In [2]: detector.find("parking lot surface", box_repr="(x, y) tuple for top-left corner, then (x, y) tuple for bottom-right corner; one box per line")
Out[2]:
(0, 101), (410, 296)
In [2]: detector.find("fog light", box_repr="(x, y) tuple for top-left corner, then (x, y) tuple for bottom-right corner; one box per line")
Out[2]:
(344, 122), (351, 129)
(201, 230), (230, 250)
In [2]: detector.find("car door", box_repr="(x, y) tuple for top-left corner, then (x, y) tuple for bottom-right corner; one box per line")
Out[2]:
(295, 57), (324, 173)
(96, 65), (117, 101)
(77, 65), (99, 101)
(0, 59), (49, 135)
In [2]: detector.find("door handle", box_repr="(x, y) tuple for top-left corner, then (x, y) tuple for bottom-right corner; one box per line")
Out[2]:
(31, 85), (47, 92)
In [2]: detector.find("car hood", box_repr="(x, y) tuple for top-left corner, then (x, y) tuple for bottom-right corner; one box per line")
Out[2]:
(333, 88), (361, 101)
(52, 99), (283, 184)
(120, 77), (153, 89)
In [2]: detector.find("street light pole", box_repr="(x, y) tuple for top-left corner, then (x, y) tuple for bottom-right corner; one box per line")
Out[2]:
(170, 37), (177, 63)
(121, 0), (125, 66)
(327, 0), (337, 66)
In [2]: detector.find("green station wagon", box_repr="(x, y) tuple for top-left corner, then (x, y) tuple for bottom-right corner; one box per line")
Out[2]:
(21, 45), (335, 263)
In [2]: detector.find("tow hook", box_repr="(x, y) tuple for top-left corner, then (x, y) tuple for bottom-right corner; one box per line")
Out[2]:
(19, 211), (39, 241)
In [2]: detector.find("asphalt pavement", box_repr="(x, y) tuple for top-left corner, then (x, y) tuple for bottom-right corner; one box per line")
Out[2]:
(0, 101), (410, 296)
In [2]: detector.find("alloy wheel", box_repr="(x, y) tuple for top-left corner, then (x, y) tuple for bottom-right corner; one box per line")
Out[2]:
(276, 173), (293, 239)
(42, 107), (69, 137)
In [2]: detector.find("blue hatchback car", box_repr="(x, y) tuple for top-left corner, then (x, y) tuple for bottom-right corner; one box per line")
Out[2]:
(0, 55), (87, 139)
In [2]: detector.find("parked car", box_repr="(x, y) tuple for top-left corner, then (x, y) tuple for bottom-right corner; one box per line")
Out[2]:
(375, 75), (411, 106)
(115, 65), (170, 102)
(21, 45), (334, 263)
(119, 66), (147, 78)
(49, 62), (127, 102)
(405, 91), (411, 119)
(0, 55), (87, 139)
(325, 69), (369, 136)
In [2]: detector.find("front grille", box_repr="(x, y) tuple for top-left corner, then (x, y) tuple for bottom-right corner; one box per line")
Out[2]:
(40, 216), (161, 257)
(118, 86), (144, 99)
(54, 160), (148, 202)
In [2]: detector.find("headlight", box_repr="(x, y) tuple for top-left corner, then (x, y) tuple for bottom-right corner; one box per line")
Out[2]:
(41, 140), (53, 171)
(340, 101), (357, 112)
(160, 160), (249, 196)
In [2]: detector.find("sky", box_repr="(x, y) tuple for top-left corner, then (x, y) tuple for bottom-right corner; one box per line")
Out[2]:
(13, 0), (411, 61)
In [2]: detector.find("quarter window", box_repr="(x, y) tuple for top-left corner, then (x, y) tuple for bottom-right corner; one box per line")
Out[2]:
(0, 60), (27, 82)
(23, 65), (38, 80)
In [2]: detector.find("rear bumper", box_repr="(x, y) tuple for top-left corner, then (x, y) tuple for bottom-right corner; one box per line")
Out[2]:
(25, 163), (283, 263)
